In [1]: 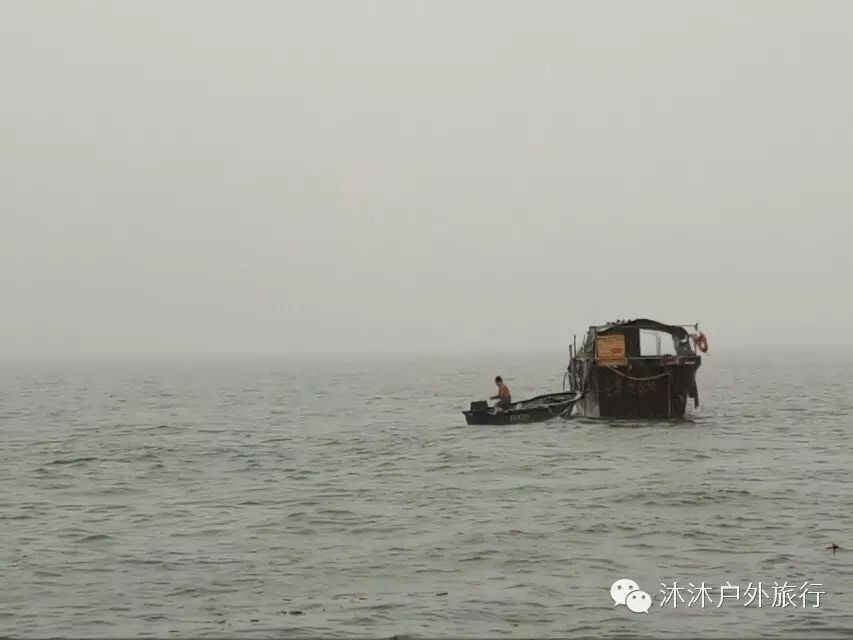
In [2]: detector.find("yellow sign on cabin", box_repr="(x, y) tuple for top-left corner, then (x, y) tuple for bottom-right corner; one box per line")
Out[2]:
(596, 334), (627, 365)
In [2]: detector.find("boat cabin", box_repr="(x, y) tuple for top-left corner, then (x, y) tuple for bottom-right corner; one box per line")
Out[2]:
(567, 318), (702, 419)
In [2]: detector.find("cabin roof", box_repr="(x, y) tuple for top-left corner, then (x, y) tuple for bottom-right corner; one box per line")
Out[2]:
(592, 318), (693, 339)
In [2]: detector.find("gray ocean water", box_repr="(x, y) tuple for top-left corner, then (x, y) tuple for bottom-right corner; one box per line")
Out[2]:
(2, 349), (852, 638)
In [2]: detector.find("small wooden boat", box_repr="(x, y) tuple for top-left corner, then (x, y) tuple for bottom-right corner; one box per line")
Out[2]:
(463, 391), (580, 425)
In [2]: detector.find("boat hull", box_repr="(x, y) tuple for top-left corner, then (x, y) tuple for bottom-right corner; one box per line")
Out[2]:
(463, 392), (579, 425)
(574, 359), (700, 419)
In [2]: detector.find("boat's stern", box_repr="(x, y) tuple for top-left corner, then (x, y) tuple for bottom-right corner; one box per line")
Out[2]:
(570, 318), (705, 419)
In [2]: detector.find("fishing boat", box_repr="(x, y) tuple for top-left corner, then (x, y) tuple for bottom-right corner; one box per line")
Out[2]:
(463, 391), (580, 426)
(565, 318), (706, 419)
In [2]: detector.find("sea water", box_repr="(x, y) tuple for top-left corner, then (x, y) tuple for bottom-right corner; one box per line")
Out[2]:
(2, 349), (851, 637)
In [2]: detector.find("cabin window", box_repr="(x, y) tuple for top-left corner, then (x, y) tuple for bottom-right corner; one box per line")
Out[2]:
(639, 329), (678, 356)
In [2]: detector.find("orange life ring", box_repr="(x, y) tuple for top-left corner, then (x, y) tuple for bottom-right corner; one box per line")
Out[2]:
(693, 332), (709, 353)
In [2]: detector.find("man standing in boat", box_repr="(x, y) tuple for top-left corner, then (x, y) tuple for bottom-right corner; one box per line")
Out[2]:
(491, 376), (512, 410)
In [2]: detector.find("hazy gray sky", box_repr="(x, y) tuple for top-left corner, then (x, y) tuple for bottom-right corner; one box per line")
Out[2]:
(2, 1), (851, 357)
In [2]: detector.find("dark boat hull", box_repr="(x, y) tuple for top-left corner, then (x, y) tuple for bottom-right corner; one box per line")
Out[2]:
(575, 358), (700, 419)
(463, 392), (579, 425)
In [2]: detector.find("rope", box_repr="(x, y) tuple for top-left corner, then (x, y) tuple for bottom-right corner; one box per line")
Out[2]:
(546, 394), (580, 418)
(547, 404), (573, 418)
(604, 366), (671, 382)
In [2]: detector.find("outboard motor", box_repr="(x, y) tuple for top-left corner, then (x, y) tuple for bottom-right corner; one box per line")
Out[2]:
(469, 400), (489, 413)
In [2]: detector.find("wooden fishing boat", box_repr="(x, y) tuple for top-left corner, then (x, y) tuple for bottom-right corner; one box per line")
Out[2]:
(463, 391), (580, 425)
(565, 318), (706, 419)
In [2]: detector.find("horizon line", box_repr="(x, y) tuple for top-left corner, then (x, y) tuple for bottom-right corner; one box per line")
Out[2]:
(2, 343), (851, 362)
